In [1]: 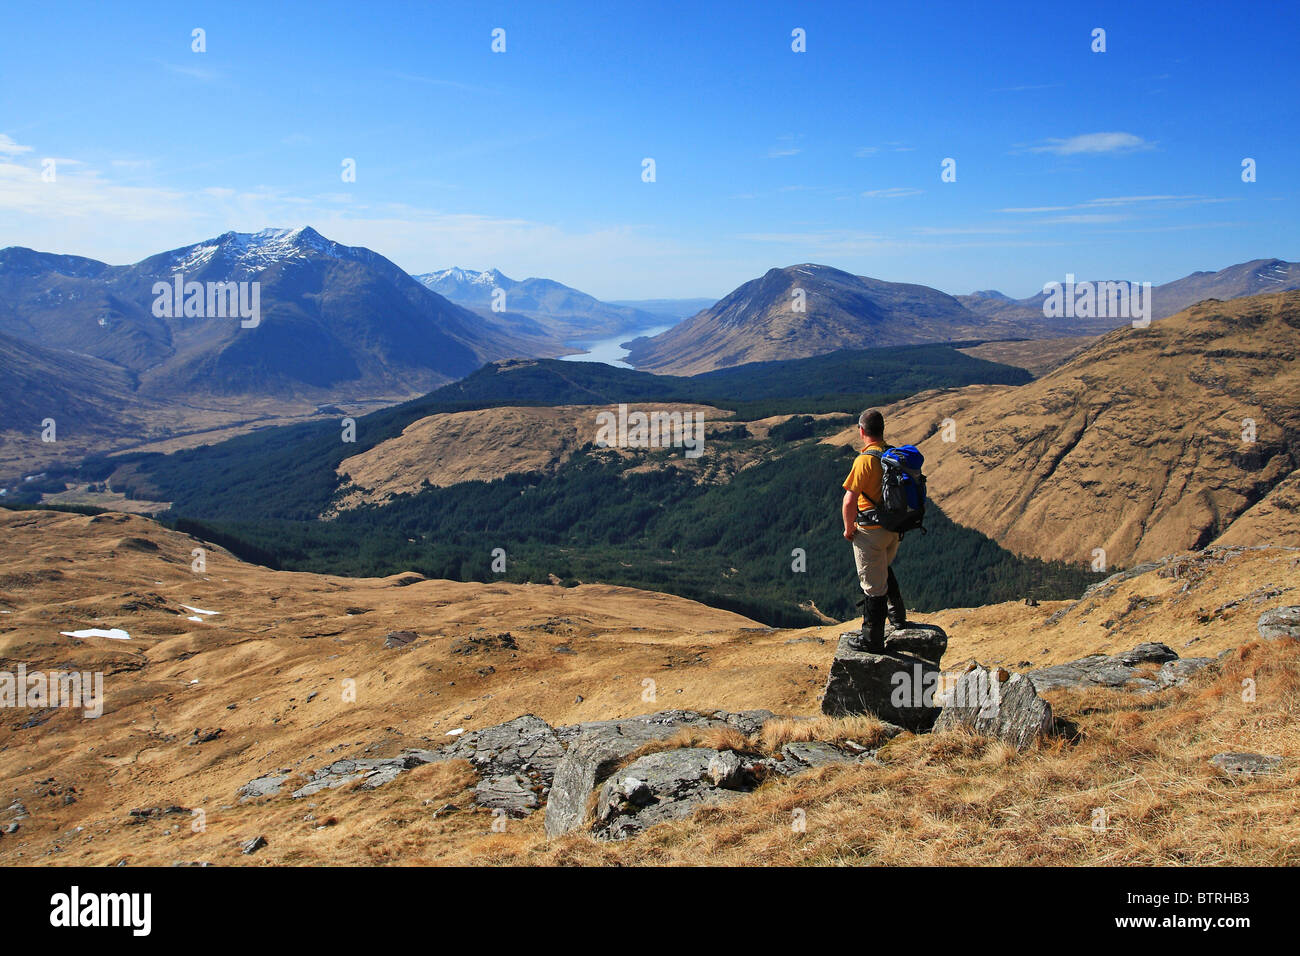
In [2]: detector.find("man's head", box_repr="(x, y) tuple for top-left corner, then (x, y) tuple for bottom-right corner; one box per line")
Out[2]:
(858, 409), (885, 441)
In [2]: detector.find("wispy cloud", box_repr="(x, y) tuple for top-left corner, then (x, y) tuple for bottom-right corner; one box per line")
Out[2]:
(157, 61), (219, 81)
(999, 195), (1235, 214)
(766, 147), (801, 158)
(990, 83), (1058, 93)
(854, 143), (913, 157)
(1025, 132), (1154, 155)
(0, 134), (34, 157)
(862, 187), (923, 199)
(0, 143), (713, 297)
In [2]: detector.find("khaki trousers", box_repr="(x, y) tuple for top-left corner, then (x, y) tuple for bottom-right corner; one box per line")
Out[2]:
(852, 526), (900, 597)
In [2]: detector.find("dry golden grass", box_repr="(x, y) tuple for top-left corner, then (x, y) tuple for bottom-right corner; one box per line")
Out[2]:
(619, 726), (760, 764)
(2, 508), (1297, 866)
(516, 639), (1300, 866)
(759, 714), (903, 752)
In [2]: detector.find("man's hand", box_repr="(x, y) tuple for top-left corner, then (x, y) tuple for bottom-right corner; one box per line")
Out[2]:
(841, 488), (858, 541)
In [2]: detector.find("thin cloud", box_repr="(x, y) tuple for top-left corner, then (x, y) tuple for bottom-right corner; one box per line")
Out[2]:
(1025, 132), (1154, 155)
(854, 143), (913, 157)
(991, 83), (1057, 93)
(0, 134), (34, 156)
(1000, 195), (1235, 214)
(158, 61), (219, 81)
(862, 187), (923, 199)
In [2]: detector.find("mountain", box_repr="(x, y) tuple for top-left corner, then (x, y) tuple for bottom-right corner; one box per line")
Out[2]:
(0, 227), (567, 400)
(414, 267), (662, 339)
(0, 229), (577, 473)
(623, 264), (1022, 374)
(826, 291), (1300, 566)
(959, 258), (1300, 327)
(628, 259), (1300, 376)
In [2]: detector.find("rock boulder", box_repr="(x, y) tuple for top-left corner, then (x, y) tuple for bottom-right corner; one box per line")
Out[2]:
(934, 666), (1053, 750)
(820, 631), (943, 731)
(592, 747), (768, 841)
(1258, 607), (1300, 641)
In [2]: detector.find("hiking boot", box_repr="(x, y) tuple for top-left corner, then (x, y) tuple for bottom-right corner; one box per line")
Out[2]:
(886, 568), (907, 628)
(851, 596), (888, 653)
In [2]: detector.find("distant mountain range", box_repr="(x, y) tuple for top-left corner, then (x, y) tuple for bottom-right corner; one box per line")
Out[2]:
(625, 264), (1021, 374)
(0, 227), (563, 401)
(957, 258), (1300, 327)
(4, 229), (1296, 475)
(0, 228), (583, 470)
(414, 267), (678, 340)
(607, 298), (719, 323)
(626, 259), (1300, 374)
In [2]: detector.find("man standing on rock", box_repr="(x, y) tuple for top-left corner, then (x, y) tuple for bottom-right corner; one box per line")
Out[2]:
(841, 409), (907, 653)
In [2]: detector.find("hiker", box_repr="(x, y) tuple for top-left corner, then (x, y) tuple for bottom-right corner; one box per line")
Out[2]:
(841, 409), (909, 652)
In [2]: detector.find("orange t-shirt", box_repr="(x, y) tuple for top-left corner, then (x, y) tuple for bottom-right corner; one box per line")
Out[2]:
(843, 440), (887, 526)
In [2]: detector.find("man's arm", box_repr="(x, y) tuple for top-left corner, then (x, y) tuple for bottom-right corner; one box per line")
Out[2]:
(842, 488), (858, 540)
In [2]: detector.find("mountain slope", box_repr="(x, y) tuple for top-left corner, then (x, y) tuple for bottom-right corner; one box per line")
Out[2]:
(415, 267), (660, 338)
(825, 292), (1300, 566)
(0, 228), (563, 402)
(624, 264), (1022, 374)
(1, 507), (1295, 866)
(959, 258), (1300, 326)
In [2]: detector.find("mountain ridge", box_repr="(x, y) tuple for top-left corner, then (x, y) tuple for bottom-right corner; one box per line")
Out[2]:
(628, 258), (1300, 375)
(414, 266), (662, 339)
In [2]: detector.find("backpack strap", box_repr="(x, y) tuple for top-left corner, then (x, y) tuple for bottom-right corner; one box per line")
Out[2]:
(855, 449), (885, 512)
(858, 449), (883, 507)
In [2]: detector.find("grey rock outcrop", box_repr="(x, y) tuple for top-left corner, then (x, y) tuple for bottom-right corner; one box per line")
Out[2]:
(238, 774), (289, 802)
(934, 666), (1053, 750)
(1156, 657), (1216, 687)
(820, 631), (942, 730)
(592, 747), (768, 841)
(1210, 752), (1282, 776)
(404, 714), (565, 782)
(1027, 642), (1212, 693)
(240, 710), (786, 831)
(773, 740), (862, 775)
(544, 710), (735, 838)
(1257, 606), (1300, 641)
(291, 757), (410, 798)
(474, 774), (540, 815)
(883, 623), (948, 665)
(383, 630), (418, 648)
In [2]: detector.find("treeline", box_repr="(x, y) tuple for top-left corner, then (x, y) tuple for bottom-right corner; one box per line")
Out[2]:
(167, 441), (1102, 628)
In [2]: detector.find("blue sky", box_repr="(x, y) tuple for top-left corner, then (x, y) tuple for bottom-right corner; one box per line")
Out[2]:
(1, 0), (1296, 299)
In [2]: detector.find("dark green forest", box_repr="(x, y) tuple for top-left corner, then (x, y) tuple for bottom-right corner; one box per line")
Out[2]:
(166, 438), (1100, 628)
(47, 345), (1100, 627)
(93, 343), (1029, 520)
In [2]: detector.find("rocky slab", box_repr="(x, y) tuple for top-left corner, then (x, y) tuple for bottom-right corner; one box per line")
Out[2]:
(820, 631), (943, 731)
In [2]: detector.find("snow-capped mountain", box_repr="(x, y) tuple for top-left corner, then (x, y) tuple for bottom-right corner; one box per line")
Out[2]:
(0, 227), (565, 403)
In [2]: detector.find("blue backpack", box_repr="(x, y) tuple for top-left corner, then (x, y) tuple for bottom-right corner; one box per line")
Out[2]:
(858, 445), (927, 536)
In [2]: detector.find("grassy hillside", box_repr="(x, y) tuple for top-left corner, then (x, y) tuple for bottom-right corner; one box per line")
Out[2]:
(80, 344), (1084, 626)
(171, 439), (1100, 627)
(101, 344), (1028, 519)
